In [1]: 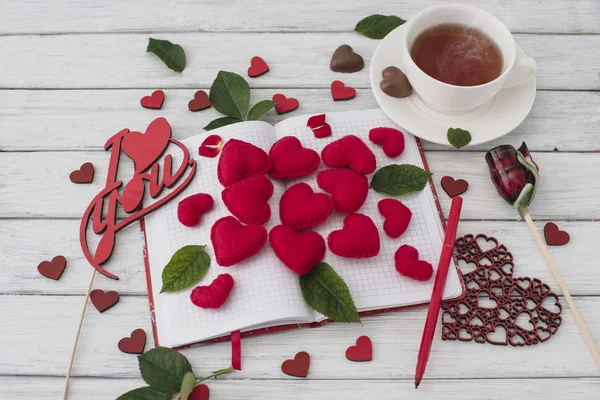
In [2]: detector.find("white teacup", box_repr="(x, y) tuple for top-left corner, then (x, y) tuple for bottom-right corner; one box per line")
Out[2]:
(403, 4), (536, 114)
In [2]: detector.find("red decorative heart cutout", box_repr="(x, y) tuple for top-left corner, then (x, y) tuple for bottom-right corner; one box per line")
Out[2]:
(328, 213), (380, 258)
(317, 169), (368, 214)
(395, 245), (433, 281)
(441, 176), (469, 198)
(248, 56), (269, 78)
(378, 199), (412, 238)
(69, 162), (95, 184)
(37, 255), (67, 280)
(211, 216), (268, 266)
(306, 114), (332, 138)
(272, 93), (299, 115)
(179, 384), (209, 400)
(198, 134), (223, 158)
(346, 335), (372, 362)
(188, 90), (211, 112)
(191, 273), (235, 309)
(331, 80), (356, 101)
(279, 183), (334, 231)
(321, 135), (376, 175)
(121, 117), (172, 174)
(90, 289), (120, 313)
(369, 127), (405, 158)
(269, 136), (320, 179)
(217, 138), (271, 187)
(544, 222), (570, 246)
(177, 193), (215, 227)
(118, 328), (146, 354)
(269, 225), (325, 275)
(281, 351), (310, 378)
(140, 90), (165, 109)
(222, 175), (274, 225)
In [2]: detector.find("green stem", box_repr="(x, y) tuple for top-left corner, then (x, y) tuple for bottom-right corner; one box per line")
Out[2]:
(195, 365), (235, 384)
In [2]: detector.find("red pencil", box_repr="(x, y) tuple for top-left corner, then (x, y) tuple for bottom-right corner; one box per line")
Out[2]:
(415, 196), (463, 388)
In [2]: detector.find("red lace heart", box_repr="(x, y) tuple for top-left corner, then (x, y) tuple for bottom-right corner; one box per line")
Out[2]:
(279, 183), (334, 231)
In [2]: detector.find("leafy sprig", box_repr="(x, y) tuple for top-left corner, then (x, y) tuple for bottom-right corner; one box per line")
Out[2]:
(370, 164), (432, 196)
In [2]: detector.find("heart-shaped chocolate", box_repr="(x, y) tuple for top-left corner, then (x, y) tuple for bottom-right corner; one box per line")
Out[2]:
(330, 45), (364, 73)
(380, 66), (412, 98)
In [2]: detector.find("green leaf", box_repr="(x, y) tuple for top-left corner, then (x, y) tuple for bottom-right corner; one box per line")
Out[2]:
(209, 71), (250, 120)
(179, 372), (197, 400)
(146, 38), (186, 73)
(116, 386), (172, 400)
(370, 164), (432, 196)
(447, 127), (472, 149)
(161, 245), (210, 293)
(203, 117), (242, 131)
(247, 100), (278, 121)
(138, 347), (193, 393)
(355, 14), (406, 39)
(300, 262), (360, 323)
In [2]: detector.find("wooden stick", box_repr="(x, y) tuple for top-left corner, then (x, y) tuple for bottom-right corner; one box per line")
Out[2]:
(524, 212), (600, 370)
(62, 268), (96, 399)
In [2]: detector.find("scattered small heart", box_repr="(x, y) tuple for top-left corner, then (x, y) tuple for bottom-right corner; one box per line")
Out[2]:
(544, 222), (570, 246)
(369, 127), (405, 158)
(140, 89), (165, 109)
(346, 335), (372, 362)
(306, 114), (332, 138)
(198, 135), (223, 158)
(188, 90), (211, 112)
(331, 80), (356, 101)
(177, 193), (215, 227)
(380, 66), (412, 98)
(90, 289), (120, 313)
(118, 328), (146, 354)
(272, 93), (299, 114)
(191, 273), (235, 309)
(281, 351), (310, 378)
(395, 245), (433, 281)
(440, 176), (469, 198)
(378, 199), (412, 239)
(69, 162), (95, 184)
(248, 56), (269, 78)
(330, 44), (364, 73)
(37, 255), (67, 280)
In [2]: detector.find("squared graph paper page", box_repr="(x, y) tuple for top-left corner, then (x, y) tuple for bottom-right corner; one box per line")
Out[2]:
(144, 121), (315, 348)
(274, 109), (463, 317)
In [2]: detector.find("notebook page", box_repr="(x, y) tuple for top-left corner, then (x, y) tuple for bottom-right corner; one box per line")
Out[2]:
(144, 121), (314, 348)
(274, 109), (462, 318)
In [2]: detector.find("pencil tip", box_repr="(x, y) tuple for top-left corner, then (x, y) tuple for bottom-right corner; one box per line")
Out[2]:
(415, 380), (421, 389)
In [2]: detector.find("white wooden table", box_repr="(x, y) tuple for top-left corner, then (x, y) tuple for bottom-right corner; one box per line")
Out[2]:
(1, 1), (599, 398)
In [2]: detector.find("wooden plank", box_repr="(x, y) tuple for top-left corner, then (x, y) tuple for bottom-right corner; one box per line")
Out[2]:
(0, 33), (598, 90)
(1, 89), (598, 152)
(2, 376), (600, 399)
(0, 0), (598, 34)
(2, 220), (598, 296)
(0, 151), (597, 220)
(1, 294), (599, 378)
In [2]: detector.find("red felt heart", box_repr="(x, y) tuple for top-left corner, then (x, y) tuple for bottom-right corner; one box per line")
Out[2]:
(328, 214), (380, 258)
(544, 222), (570, 246)
(248, 56), (269, 77)
(279, 183), (334, 231)
(217, 138), (271, 187)
(179, 384), (209, 400)
(177, 193), (215, 227)
(69, 162), (95, 184)
(269, 225), (325, 275)
(121, 117), (172, 175)
(369, 127), (405, 158)
(331, 80), (356, 101)
(140, 90), (165, 109)
(317, 169), (368, 214)
(395, 245), (433, 281)
(191, 273), (235, 309)
(188, 90), (211, 112)
(198, 134), (223, 158)
(306, 114), (332, 138)
(222, 175), (274, 225)
(269, 136), (320, 179)
(272, 93), (299, 115)
(281, 351), (310, 378)
(118, 328), (146, 354)
(378, 199), (412, 238)
(346, 335), (372, 362)
(211, 216), (268, 266)
(90, 289), (120, 313)
(440, 176), (469, 198)
(321, 135), (376, 175)
(37, 255), (67, 280)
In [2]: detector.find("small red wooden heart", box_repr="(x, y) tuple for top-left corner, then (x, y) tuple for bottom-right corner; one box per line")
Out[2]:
(248, 56), (269, 78)
(272, 93), (299, 114)
(37, 255), (67, 280)
(281, 351), (310, 378)
(331, 80), (356, 101)
(544, 222), (570, 246)
(346, 335), (372, 362)
(90, 289), (120, 313)
(188, 90), (211, 112)
(140, 90), (165, 109)
(179, 384), (209, 400)
(69, 162), (95, 184)
(118, 328), (146, 354)
(440, 176), (469, 198)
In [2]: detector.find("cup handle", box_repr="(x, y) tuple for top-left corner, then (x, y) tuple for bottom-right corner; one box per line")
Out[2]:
(503, 45), (537, 89)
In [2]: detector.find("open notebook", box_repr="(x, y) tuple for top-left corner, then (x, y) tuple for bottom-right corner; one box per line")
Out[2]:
(142, 108), (464, 348)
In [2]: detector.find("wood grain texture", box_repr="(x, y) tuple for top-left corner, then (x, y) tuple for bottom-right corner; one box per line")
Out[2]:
(0, 33), (598, 90)
(1, 89), (598, 152)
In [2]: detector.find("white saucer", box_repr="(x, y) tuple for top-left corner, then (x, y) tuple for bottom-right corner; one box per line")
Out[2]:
(369, 24), (536, 147)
